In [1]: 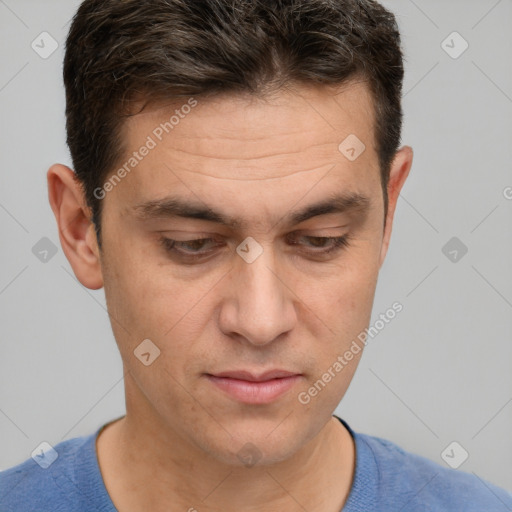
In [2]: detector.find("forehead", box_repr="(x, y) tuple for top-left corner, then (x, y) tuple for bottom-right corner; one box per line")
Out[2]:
(111, 81), (380, 223)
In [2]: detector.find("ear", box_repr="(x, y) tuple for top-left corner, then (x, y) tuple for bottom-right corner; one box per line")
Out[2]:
(47, 164), (104, 289)
(379, 146), (413, 268)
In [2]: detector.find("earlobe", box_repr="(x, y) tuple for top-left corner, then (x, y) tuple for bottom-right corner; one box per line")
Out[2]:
(47, 164), (104, 290)
(379, 146), (413, 268)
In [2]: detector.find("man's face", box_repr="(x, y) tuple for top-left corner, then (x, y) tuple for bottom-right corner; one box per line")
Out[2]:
(98, 82), (392, 465)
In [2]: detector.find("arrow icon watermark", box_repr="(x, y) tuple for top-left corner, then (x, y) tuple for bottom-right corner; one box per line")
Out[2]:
(134, 339), (161, 366)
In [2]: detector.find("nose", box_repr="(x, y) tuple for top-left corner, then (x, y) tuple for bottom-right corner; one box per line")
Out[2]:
(218, 244), (297, 346)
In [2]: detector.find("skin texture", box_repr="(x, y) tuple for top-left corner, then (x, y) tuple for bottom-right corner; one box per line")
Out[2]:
(47, 81), (413, 512)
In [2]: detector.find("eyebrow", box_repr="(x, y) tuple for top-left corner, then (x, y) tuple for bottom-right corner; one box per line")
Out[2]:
(131, 191), (371, 230)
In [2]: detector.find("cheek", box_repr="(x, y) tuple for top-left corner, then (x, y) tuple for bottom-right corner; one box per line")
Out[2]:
(291, 247), (381, 404)
(102, 252), (208, 413)
(303, 254), (380, 333)
(294, 263), (376, 413)
(102, 240), (223, 365)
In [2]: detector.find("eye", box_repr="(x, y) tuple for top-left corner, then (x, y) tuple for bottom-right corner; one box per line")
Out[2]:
(159, 237), (223, 261)
(159, 233), (351, 264)
(287, 234), (351, 255)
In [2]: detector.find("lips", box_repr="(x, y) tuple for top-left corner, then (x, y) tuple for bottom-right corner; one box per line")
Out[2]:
(211, 369), (300, 382)
(205, 369), (303, 404)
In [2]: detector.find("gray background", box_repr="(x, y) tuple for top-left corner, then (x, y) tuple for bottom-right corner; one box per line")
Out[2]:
(1, 0), (511, 493)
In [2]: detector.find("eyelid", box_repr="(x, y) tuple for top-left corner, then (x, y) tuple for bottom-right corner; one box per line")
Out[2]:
(157, 226), (349, 238)
(157, 231), (351, 247)
(156, 220), (351, 236)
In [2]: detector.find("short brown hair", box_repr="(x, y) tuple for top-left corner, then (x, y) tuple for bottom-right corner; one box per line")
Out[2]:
(64, 0), (405, 244)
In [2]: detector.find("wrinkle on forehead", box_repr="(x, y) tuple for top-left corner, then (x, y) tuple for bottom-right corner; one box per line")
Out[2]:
(170, 162), (339, 182)
(117, 80), (376, 187)
(159, 135), (345, 180)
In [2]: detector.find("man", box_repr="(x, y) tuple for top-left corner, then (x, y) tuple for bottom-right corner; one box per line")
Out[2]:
(1, 0), (511, 510)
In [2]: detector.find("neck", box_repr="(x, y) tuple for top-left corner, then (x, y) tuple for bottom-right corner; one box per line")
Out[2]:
(96, 411), (355, 512)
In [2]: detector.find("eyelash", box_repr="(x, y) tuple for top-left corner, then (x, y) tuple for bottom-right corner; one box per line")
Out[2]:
(158, 234), (351, 262)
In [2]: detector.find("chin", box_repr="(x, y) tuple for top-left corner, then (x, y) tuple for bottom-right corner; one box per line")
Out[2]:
(190, 417), (315, 469)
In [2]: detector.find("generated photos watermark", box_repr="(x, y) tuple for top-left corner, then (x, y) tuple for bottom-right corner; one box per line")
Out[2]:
(298, 301), (403, 405)
(93, 97), (198, 200)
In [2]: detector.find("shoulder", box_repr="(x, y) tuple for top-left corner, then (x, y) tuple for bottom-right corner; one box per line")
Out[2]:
(0, 430), (108, 512)
(355, 431), (512, 511)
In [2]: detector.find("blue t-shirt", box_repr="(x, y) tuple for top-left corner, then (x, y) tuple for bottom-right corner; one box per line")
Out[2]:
(1, 416), (511, 511)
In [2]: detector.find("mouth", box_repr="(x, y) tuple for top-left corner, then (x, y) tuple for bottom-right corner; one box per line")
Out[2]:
(204, 370), (303, 404)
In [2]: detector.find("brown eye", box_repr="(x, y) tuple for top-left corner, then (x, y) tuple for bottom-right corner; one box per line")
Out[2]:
(288, 234), (351, 255)
(159, 237), (223, 260)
